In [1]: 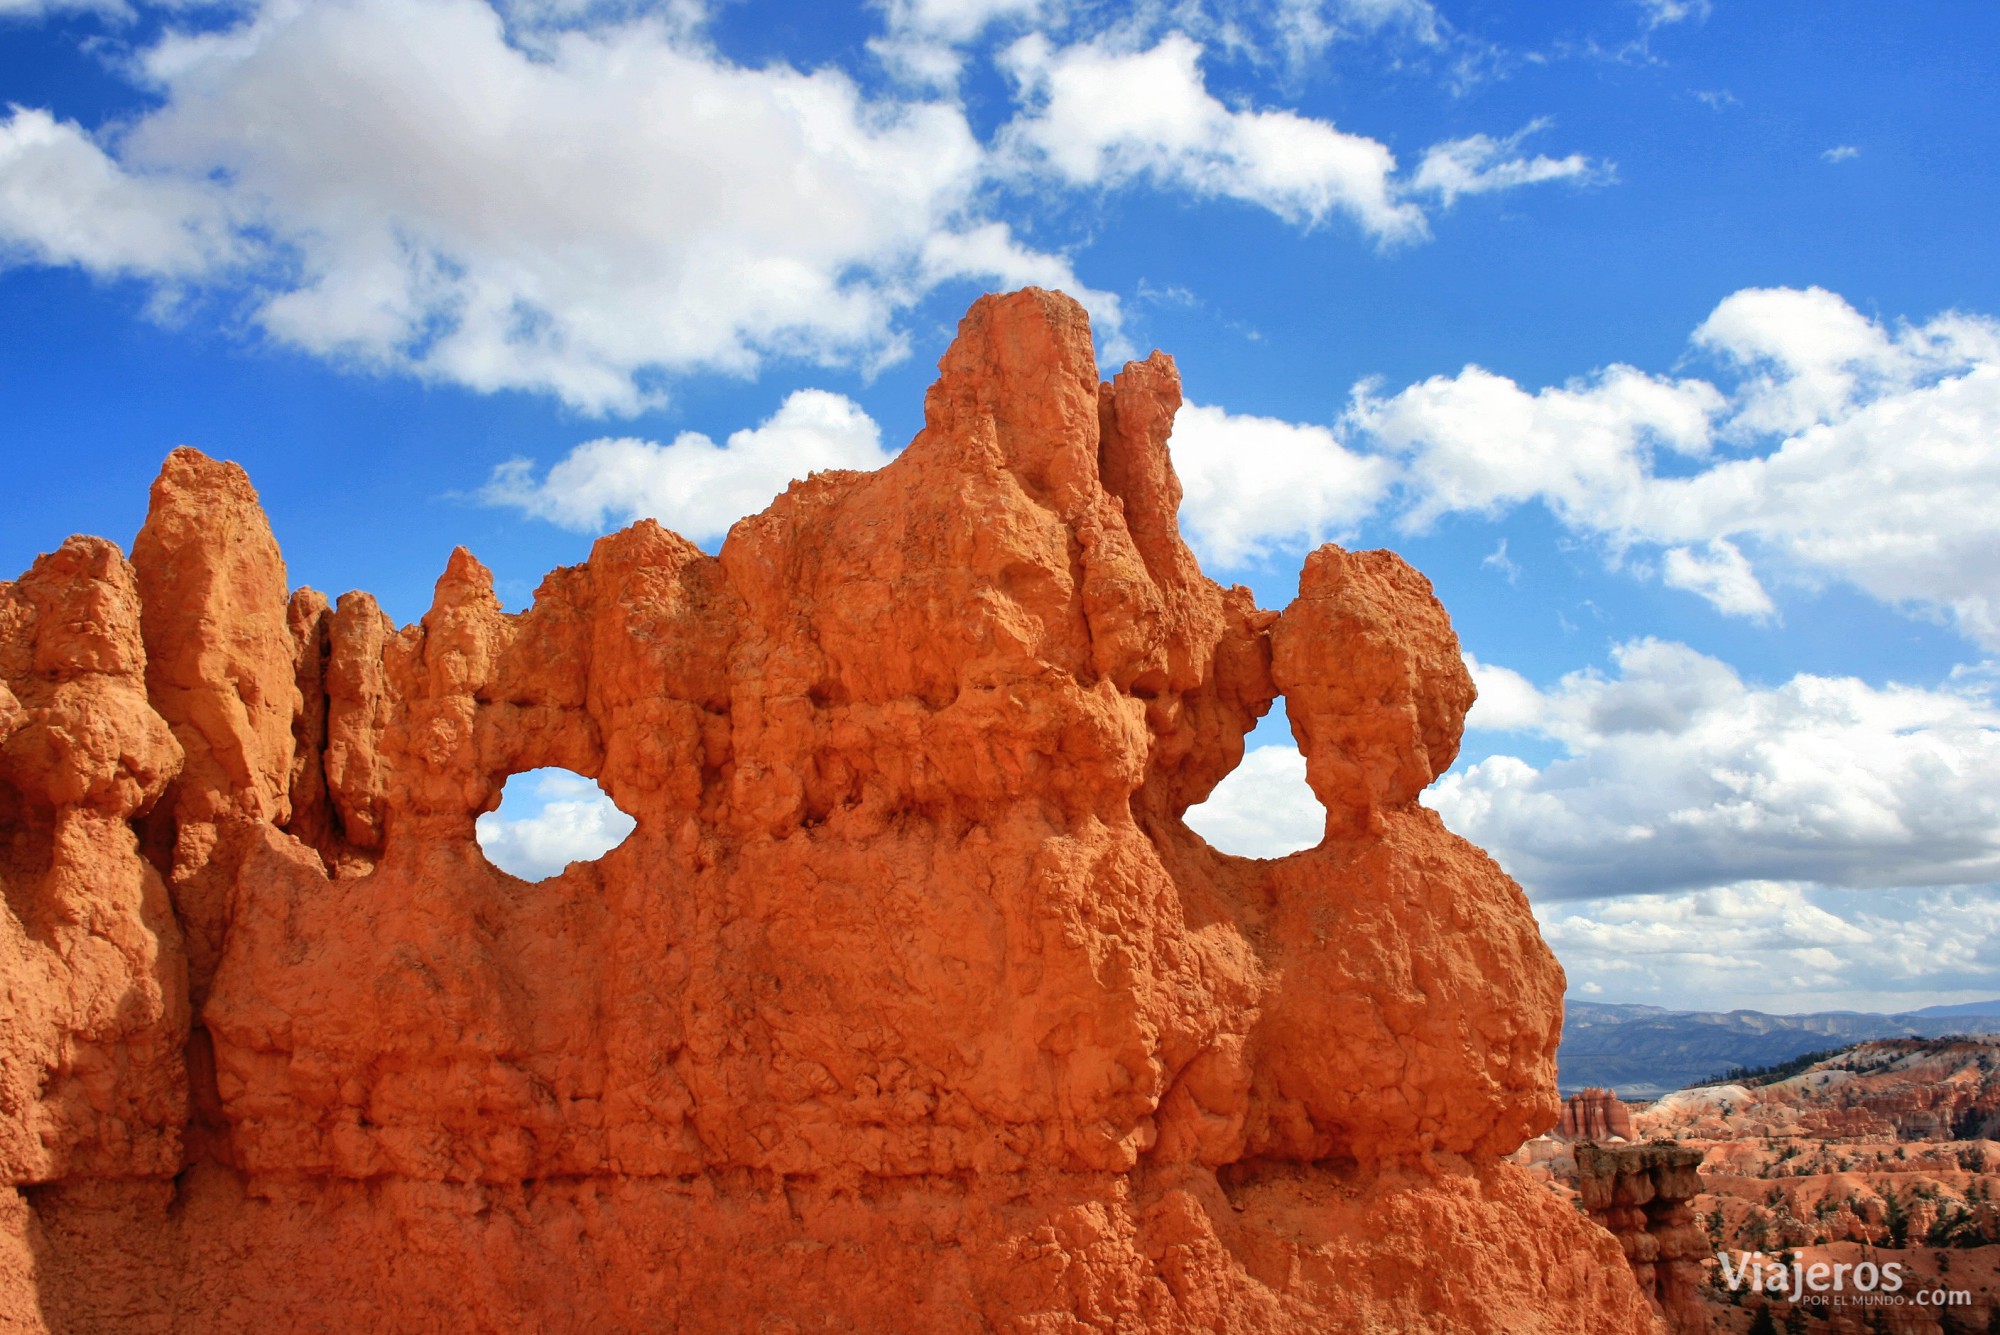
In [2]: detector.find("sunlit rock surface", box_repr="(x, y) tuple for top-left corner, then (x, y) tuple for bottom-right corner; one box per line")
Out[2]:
(1, 290), (1658, 1333)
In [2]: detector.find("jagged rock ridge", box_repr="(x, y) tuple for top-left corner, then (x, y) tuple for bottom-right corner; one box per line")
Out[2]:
(1, 289), (1659, 1333)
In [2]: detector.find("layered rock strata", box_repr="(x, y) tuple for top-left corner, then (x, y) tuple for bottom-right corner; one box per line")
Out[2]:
(1560, 1087), (1637, 1142)
(1578, 1143), (1713, 1335)
(1, 289), (1659, 1333)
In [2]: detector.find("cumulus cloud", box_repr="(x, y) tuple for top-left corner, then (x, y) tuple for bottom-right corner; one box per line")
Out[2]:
(0, 0), (1595, 409)
(996, 32), (1593, 238)
(1186, 640), (2000, 1008)
(1353, 287), (2000, 646)
(1661, 538), (1774, 619)
(869, 0), (1050, 86)
(998, 32), (1428, 240)
(1822, 144), (1860, 163)
(1164, 289), (2000, 648)
(1167, 400), (1396, 567)
(1539, 884), (2000, 1013)
(1360, 362), (1724, 531)
(124, 0), (1022, 412)
(1408, 119), (1605, 208)
(0, 0), (1121, 412)
(1691, 284), (1913, 435)
(1184, 639), (2000, 895)
(1427, 638), (2000, 901)
(476, 768), (635, 880)
(0, 108), (235, 278)
(1182, 742), (1323, 858)
(482, 388), (894, 543)
(1462, 652), (1543, 731)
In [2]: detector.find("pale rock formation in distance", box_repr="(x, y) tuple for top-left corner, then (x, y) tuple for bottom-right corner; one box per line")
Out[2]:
(0, 289), (1663, 1333)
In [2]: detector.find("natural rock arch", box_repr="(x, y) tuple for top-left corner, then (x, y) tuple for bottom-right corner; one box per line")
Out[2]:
(0, 289), (1659, 1334)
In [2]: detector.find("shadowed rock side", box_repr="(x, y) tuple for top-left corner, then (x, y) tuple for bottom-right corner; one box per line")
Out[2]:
(1577, 1144), (1713, 1335)
(0, 290), (1660, 1334)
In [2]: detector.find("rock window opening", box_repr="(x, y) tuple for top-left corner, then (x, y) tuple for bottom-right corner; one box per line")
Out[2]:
(1182, 701), (1323, 858)
(475, 767), (636, 881)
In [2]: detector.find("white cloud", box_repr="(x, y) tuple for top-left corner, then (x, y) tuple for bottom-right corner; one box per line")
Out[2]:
(0, 108), (235, 278)
(125, 0), (1007, 412)
(1182, 742), (1324, 858)
(1480, 538), (1520, 583)
(0, 0), (1125, 413)
(919, 221), (1127, 359)
(1636, 0), (1710, 29)
(0, 2), (1604, 408)
(878, 0), (1044, 43)
(1268, 0), (1445, 63)
(1408, 119), (1604, 208)
(476, 768), (635, 880)
(869, 0), (1049, 87)
(998, 32), (1428, 240)
(1690, 284), (1911, 435)
(1168, 400), (1397, 567)
(1463, 652), (1542, 731)
(1354, 288), (2000, 646)
(482, 388), (894, 543)
(1539, 884), (2000, 1013)
(1661, 538), (1773, 619)
(1188, 638), (2000, 1009)
(1822, 144), (1860, 163)
(1359, 361), (1724, 532)
(1427, 638), (2000, 902)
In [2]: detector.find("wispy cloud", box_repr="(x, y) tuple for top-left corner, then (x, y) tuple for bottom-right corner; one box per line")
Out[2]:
(1408, 118), (1610, 208)
(1637, 0), (1711, 29)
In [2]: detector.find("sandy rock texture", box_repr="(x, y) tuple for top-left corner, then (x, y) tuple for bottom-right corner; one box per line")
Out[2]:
(0, 289), (1659, 1334)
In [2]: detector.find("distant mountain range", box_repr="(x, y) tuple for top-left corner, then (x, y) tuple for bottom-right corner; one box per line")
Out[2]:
(1558, 999), (2000, 1099)
(1910, 999), (2000, 1017)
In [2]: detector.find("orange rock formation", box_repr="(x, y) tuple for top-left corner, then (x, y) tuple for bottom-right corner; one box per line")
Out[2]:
(0, 290), (1660, 1333)
(1577, 1144), (1713, 1335)
(1561, 1087), (1637, 1142)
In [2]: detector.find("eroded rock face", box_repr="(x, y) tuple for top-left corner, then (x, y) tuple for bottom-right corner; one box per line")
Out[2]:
(1578, 1143), (1713, 1335)
(0, 290), (1660, 1334)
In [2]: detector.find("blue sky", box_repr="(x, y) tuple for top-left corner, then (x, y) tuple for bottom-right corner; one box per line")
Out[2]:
(3, 0), (1998, 1013)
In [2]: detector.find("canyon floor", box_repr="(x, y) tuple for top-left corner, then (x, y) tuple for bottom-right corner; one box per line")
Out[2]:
(1539, 1038), (2000, 1335)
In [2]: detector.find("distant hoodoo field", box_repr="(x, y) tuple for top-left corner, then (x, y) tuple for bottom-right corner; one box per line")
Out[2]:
(0, 290), (1660, 1333)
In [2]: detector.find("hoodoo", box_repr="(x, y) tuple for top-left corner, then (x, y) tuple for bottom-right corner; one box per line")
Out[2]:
(1, 290), (1660, 1333)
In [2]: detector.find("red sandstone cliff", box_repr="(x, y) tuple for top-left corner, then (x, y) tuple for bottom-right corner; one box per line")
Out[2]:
(0, 289), (1660, 1333)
